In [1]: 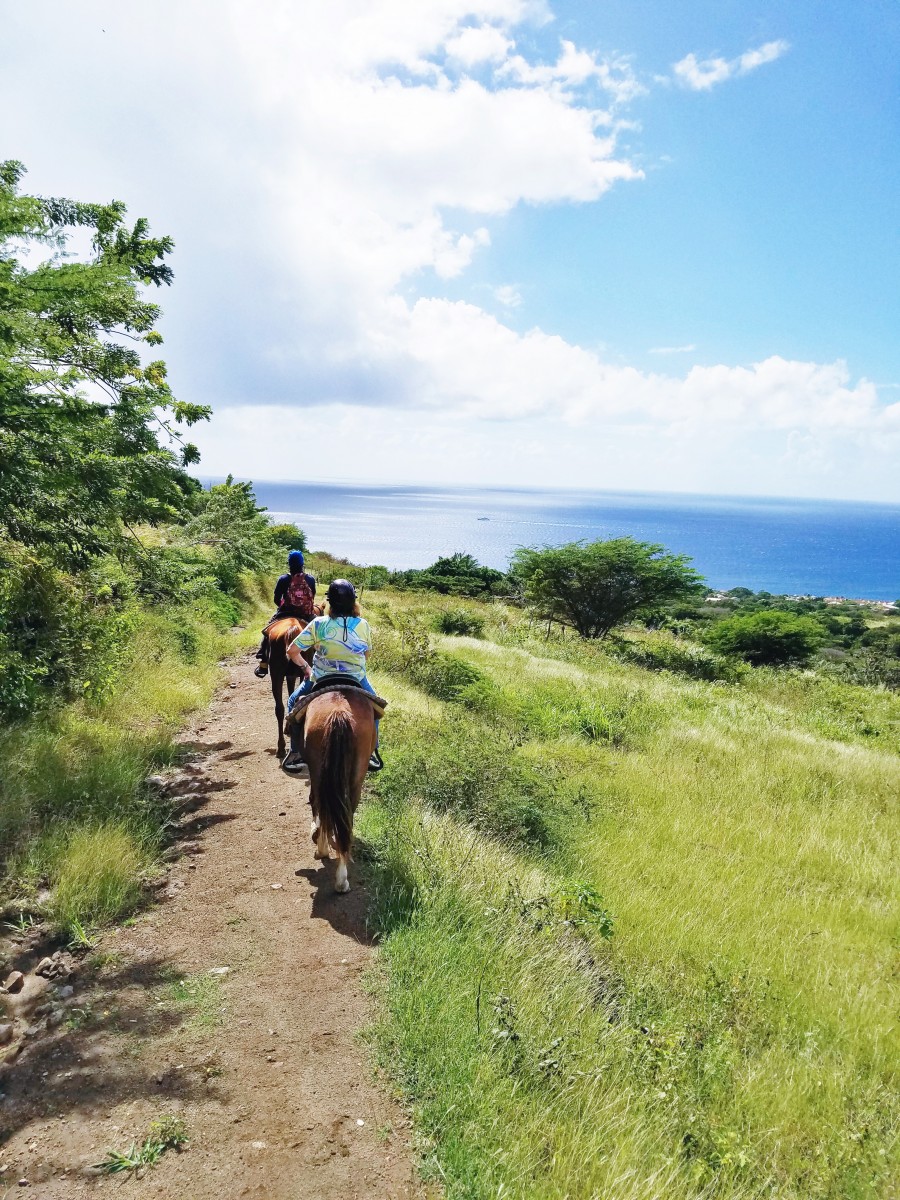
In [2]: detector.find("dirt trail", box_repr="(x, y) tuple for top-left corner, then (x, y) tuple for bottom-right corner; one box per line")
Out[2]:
(0, 653), (424, 1199)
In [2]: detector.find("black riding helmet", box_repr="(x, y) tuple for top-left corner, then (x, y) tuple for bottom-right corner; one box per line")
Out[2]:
(326, 578), (357, 616)
(326, 579), (357, 642)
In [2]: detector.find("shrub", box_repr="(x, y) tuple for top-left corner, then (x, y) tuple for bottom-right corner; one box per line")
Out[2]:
(433, 608), (485, 637)
(268, 522), (307, 552)
(610, 633), (746, 682)
(375, 715), (553, 848)
(705, 610), (825, 666)
(390, 552), (508, 597)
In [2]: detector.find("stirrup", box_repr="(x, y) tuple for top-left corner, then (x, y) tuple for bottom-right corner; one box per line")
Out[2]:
(281, 751), (308, 776)
(367, 749), (383, 773)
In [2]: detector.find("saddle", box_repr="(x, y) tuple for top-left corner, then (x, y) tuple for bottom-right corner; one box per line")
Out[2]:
(285, 675), (388, 731)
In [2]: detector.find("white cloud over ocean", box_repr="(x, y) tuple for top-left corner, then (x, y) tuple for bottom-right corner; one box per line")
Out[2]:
(1, 2), (893, 498)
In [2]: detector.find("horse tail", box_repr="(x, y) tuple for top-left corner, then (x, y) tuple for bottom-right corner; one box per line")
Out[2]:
(318, 710), (355, 858)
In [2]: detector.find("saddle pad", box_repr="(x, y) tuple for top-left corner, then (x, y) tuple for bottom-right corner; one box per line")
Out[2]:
(286, 679), (388, 726)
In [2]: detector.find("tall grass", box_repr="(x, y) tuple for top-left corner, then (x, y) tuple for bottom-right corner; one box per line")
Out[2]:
(0, 576), (269, 929)
(360, 597), (900, 1199)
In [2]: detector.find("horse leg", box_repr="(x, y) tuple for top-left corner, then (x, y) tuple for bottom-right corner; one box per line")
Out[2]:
(271, 668), (286, 759)
(334, 856), (350, 892)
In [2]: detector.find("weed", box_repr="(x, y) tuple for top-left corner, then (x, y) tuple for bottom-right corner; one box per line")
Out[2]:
(66, 917), (98, 950)
(96, 1114), (188, 1174)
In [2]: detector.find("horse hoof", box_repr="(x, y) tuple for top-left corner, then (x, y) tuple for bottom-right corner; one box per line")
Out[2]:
(335, 878), (350, 894)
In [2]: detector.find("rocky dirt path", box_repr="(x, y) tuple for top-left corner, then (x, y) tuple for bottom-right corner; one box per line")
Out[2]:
(0, 653), (424, 1199)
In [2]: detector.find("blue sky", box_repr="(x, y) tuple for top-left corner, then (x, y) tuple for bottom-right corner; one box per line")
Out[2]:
(2, 0), (898, 500)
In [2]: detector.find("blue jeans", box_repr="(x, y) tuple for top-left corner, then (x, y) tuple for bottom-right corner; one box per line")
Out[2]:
(288, 676), (379, 753)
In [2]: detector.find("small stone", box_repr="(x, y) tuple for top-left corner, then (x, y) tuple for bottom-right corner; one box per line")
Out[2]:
(208, 967), (230, 976)
(47, 1009), (64, 1028)
(35, 958), (55, 978)
(57, 986), (74, 1000)
(24, 1023), (45, 1038)
(0, 1025), (13, 1046)
(2, 972), (25, 994)
(270, 883), (283, 890)
(250, 1141), (267, 1150)
(356, 1119), (365, 1127)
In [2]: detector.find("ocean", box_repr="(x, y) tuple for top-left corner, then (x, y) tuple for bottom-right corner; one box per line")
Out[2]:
(246, 480), (900, 601)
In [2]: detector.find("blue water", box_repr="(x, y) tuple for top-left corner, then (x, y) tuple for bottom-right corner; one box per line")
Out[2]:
(246, 481), (900, 600)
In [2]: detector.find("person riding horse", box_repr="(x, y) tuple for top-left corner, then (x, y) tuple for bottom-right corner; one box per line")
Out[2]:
(280, 578), (383, 774)
(253, 549), (317, 678)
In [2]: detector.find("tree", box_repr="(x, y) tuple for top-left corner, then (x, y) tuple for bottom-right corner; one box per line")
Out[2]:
(705, 610), (824, 666)
(510, 538), (705, 639)
(0, 160), (209, 562)
(390, 552), (508, 597)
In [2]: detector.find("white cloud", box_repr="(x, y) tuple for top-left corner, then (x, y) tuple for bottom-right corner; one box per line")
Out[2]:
(2, 5), (890, 501)
(673, 39), (789, 91)
(650, 344), (696, 355)
(445, 24), (514, 66)
(494, 284), (523, 308)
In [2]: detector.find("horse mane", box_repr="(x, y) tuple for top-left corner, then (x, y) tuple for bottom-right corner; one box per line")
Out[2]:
(317, 711), (355, 857)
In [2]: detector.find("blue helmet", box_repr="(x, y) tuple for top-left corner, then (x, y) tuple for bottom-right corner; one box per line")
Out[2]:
(288, 550), (305, 573)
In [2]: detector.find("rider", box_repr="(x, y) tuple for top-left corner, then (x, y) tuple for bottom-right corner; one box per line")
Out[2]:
(253, 549), (317, 678)
(281, 578), (383, 774)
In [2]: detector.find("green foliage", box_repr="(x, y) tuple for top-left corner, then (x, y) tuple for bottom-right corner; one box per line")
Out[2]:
(609, 631), (746, 682)
(390, 552), (508, 597)
(511, 537), (705, 639)
(0, 160), (207, 561)
(180, 475), (281, 593)
(706, 609), (825, 666)
(97, 1115), (189, 1174)
(50, 823), (145, 933)
(268, 521), (307, 552)
(377, 612), (486, 701)
(433, 607), (486, 637)
(374, 712), (554, 849)
(360, 586), (900, 1199)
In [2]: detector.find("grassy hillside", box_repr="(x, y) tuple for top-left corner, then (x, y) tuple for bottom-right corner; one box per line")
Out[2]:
(356, 590), (899, 1199)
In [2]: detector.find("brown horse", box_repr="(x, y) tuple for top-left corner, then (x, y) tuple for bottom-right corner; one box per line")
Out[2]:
(304, 689), (376, 893)
(265, 605), (324, 757)
(266, 617), (305, 759)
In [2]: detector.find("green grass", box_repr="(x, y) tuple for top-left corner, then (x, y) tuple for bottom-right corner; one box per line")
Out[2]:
(97, 1115), (189, 1174)
(358, 594), (900, 1199)
(0, 573), (270, 930)
(165, 972), (227, 1030)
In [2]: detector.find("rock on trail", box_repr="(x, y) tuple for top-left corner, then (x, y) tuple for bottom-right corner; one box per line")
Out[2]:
(0, 655), (425, 1200)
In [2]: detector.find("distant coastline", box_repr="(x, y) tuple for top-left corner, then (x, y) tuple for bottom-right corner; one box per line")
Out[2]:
(205, 479), (900, 602)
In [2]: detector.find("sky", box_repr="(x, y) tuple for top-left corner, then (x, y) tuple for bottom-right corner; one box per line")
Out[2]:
(2, 0), (899, 501)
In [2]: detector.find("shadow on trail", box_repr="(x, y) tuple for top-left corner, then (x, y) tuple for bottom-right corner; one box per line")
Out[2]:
(295, 857), (377, 947)
(0, 956), (213, 1145)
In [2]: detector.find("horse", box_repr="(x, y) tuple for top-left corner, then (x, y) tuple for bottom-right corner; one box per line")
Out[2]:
(304, 688), (376, 893)
(265, 605), (324, 758)
(266, 616), (305, 759)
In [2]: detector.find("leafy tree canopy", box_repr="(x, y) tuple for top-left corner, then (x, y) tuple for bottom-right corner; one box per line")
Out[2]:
(390, 552), (508, 597)
(0, 160), (210, 562)
(705, 610), (825, 667)
(510, 538), (705, 639)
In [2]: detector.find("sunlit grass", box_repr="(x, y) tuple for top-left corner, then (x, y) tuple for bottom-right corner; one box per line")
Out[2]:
(360, 593), (900, 1198)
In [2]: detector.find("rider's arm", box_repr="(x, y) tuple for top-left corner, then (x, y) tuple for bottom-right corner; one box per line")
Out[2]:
(287, 641), (312, 674)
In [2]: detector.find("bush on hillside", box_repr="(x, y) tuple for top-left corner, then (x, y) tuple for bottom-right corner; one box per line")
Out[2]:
(390, 552), (508, 597)
(705, 610), (825, 666)
(510, 538), (705, 639)
(609, 633), (746, 682)
(433, 608), (486, 637)
(268, 522), (307, 552)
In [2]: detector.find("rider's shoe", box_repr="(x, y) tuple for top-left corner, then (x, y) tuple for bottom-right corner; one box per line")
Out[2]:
(367, 749), (384, 773)
(281, 750), (308, 775)
(253, 664), (268, 678)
